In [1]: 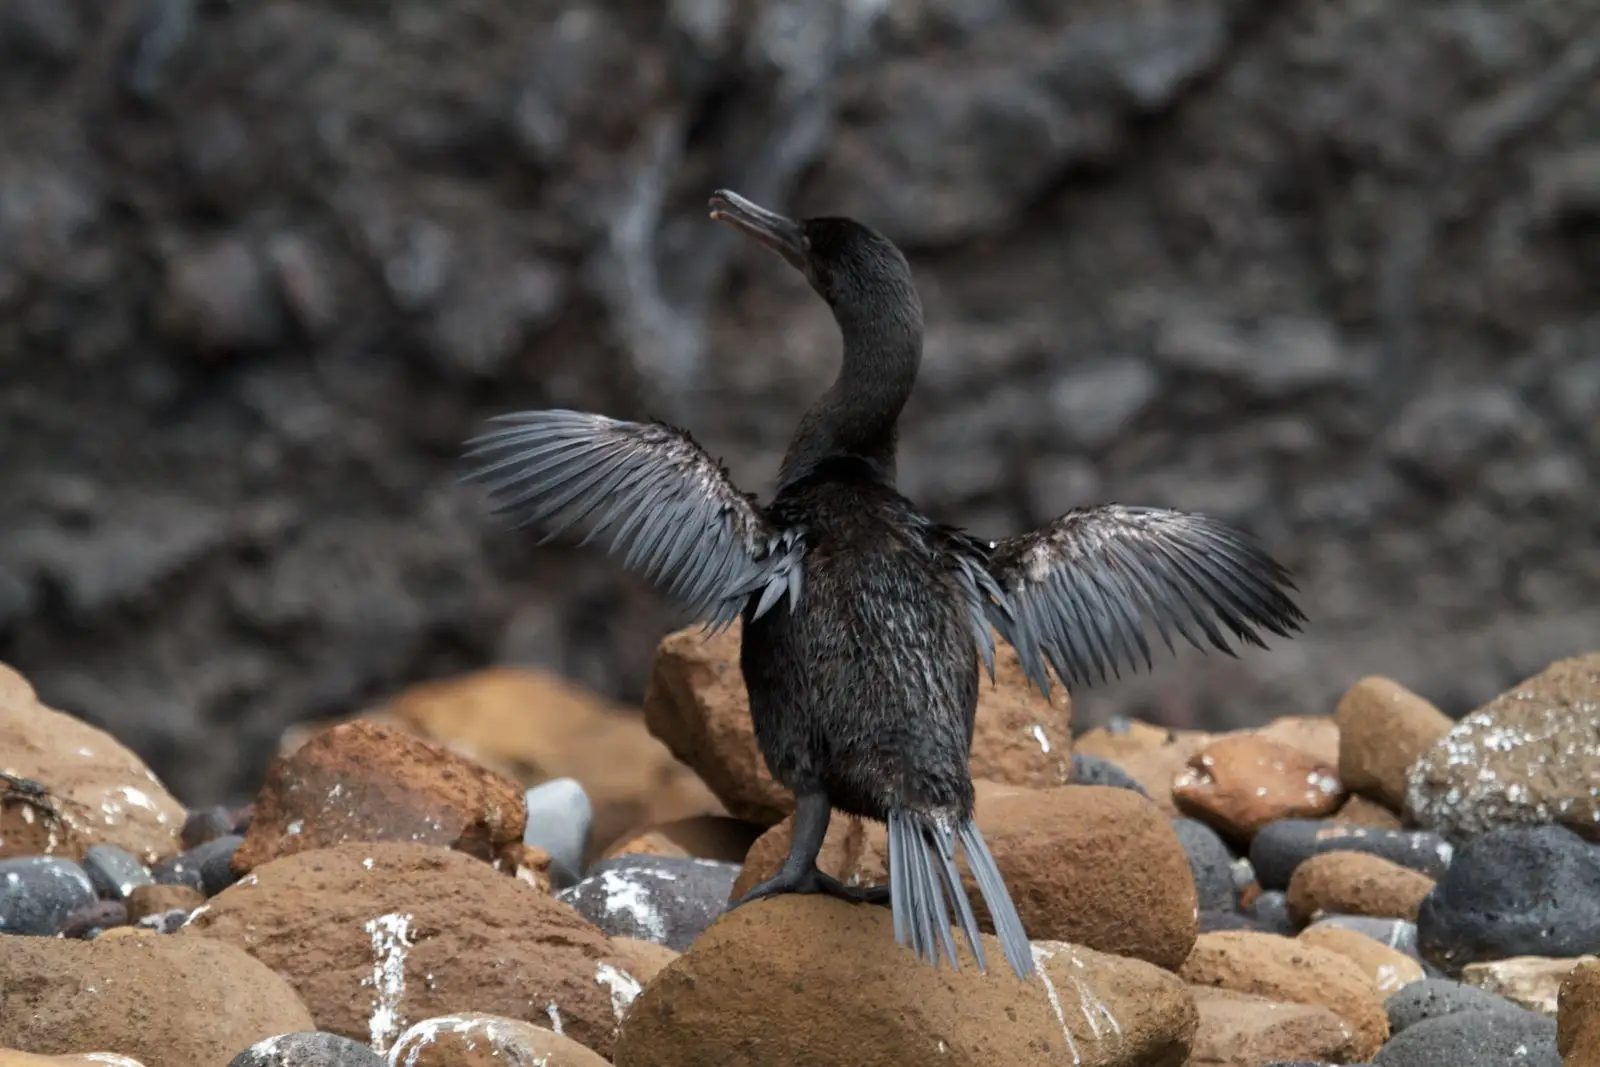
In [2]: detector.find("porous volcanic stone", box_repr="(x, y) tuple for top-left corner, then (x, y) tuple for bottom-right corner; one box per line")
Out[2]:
(1384, 977), (1529, 1035)
(732, 782), (1199, 970)
(642, 619), (1072, 825)
(0, 927), (313, 1067)
(1334, 677), (1452, 813)
(1370, 1009), (1559, 1067)
(232, 719), (526, 875)
(1559, 958), (1600, 1063)
(180, 841), (647, 1059)
(1286, 851), (1436, 925)
(1405, 653), (1600, 845)
(613, 894), (1199, 1067)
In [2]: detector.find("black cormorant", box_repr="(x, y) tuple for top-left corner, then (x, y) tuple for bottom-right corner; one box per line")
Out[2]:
(463, 189), (1307, 981)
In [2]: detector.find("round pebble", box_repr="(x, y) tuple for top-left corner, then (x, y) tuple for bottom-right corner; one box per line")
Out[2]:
(61, 899), (130, 939)
(1370, 1007), (1559, 1066)
(558, 854), (739, 951)
(522, 777), (593, 887)
(226, 1030), (387, 1066)
(1416, 824), (1600, 971)
(82, 843), (155, 900)
(1072, 752), (1151, 797)
(1171, 817), (1238, 912)
(1250, 820), (1453, 890)
(154, 834), (244, 895)
(0, 856), (98, 935)
(1384, 977), (1531, 1035)
(182, 805), (236, 848)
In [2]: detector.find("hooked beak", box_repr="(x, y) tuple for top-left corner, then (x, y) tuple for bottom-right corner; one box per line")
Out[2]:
(709, 189), (807, 272)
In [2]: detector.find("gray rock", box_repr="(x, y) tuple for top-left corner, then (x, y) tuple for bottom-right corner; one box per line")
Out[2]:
(227, 1031), (387, 1067)
(1247, 889), (1295, 936)
(136, 907), (193, 934)
(60, 899), (129, 939)
(0, 856), (97, 935)
(1309, 916), (1424, 963)
(1384, 977), (1531, 1035)
(1371, 1008), (1558, 1066)
(182, 805), (235, 848)
(557, 855), (740, 951)
(1249, 820), (1453, 891)
(1230, 856), (1257, 895)
(153, 834), (243, 895)
(522, 777), (592, 887)
(1071, 752), (1150, 796)
(1170, 816), (1236, 911)
(81, 843), (153, 900)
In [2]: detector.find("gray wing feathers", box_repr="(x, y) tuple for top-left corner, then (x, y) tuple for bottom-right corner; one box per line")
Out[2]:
(463, 410), (804, 629)
(984, 504), (1305, 697)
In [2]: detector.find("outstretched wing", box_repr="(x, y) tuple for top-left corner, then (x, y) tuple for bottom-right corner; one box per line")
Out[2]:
(463, 410), (804, 630)
(980, 504), (1305, 697)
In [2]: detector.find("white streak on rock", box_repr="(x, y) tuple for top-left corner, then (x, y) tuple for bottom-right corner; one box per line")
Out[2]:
(362, 911), (415, 1054)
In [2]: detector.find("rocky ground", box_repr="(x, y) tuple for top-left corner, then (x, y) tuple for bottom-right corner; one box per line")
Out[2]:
(2, 632), (1598, 1066)
(2, 0), (1599, 811)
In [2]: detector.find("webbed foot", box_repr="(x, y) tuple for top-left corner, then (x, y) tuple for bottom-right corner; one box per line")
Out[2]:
(730, 864), (890, 909)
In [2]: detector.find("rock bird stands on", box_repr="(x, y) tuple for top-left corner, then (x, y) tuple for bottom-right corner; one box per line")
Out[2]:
(464, 189), (1307, 981)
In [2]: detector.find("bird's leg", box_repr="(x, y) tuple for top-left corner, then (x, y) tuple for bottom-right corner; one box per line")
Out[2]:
(728, 792), (890, 908)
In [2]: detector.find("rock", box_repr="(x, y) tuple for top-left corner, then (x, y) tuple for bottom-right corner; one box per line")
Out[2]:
(0, 662), (184, 864)
(81, 844), (152, 900)
(180, 841), (646, 1058)
(126, 882), (204, 921)
(1250, 821), (1453, 891)
(181, 805), (235, 849)
(0, 925), (313, 1067)
(1333, 795), (1405, 830)
(521, 777), (592, 885)
(235, 719), (526, 875)
(643, 619), (1072, 825)
(1385, 977), (1534, 1035)
(603, 938), (679, 987)
(1405, 653), (1600, 845)
(1073, 726), (1214, 815)
(1560, 958), (1600, 1063)
(613, 894), (1198, 1067)
(1173, 735), (1346, 845)
(154, 834), (243, 894)
(1308, 916), (1426, 967)
(0, 1054), (149, 1066)
(1370, 1009), (1559, 1066)
(0, 856), (97, 934)
(156, 236), (284, 354)
(1416, 825), (1600, 972)
(1249, 890), (1296, 936)
(733, 782), (1199, 970)
(386, 1013), (612, 1066)
(1202, 910), (1271, 934)
(1172, 817), (1239, 911)
(1298, 925), (1426, 996)
(1071, 752), (1151, 796)
(1334, 677), (1452, 813)
(489, 843), (553, 893)
(1186, 987), (1358, 1066)
(225, 1032), (385, 1067)
(60, 899), (129, 938)
(1255, 716), (1343, 767)
(136, 908), (195, 933)
(1286, 851), (1437, 925)
(1179, 930), (1390, 1059)
(364, 667), (722, 865)
(600, 814), (763, 865)
(556, 855), (740, 952)
(1232, 857), (1258, 895)
(1461, 955), (1597, 1017)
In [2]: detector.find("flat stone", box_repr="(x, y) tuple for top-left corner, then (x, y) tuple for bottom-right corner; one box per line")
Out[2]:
(1460, 954), (1597, 1017)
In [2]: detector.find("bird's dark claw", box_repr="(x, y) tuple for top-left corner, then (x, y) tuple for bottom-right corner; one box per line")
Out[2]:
(729, 865), (891, 909)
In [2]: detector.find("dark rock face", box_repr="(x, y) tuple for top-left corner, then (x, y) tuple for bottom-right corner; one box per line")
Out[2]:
(1384, 977), (1530, 1036)
(1, 1), (1598, 806)
(1370, 1009), (1560, 1067)
(1250, 820), (1453, 891)
(557, 854), (740, 952)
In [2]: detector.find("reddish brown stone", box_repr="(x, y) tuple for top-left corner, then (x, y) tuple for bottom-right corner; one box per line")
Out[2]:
(1297, 925), (1425, 997)
(1075, 727), (1215, 815)
(1331, 794), (1404, 829)
(1285, 850), (1436, 925)
(1335, 676), (1452, 812)
(234, 719), (526, 874)
(1172, 734), (1346, 844)
(1559, 958), (1600, 1063)
(1186, 987), (1357, 1066)
(126, 883), (205, 922)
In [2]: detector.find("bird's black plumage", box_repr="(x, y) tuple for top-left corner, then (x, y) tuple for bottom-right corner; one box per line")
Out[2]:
(463, 188), (1306, 982)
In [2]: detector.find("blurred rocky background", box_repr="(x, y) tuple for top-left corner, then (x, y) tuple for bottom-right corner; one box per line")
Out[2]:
(0, 0), (1596, 808)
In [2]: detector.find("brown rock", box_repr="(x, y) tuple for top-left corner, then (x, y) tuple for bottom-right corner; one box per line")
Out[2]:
(1285, 850), (1436, 925)
(1335, 676), (1452, 812)
(604, 938), (679, 987)
(93, 925), (158, 941)
(1076, 728), (1214, 814)
(0, 662), (184, 864)
(614, 894), (1198, 1067)
(387, 1013), (611, 1066)
(490, 843), (553, 893)
(732, 782), (1198, 971)
(1405, 653), (1600, 844)
(0, 1053), (148, 1066)
(1172, 734), (1346, 844)
(125, 883), (205, 922)
(601, 814), (764, 864)
(642, 619), (1072, 825)
(1255, 715), (1342, 766)
(1178, 930), (1390, 1060)
(181, 841), (648, 1058)
(0, 926), (313, 1067)
(1297, 925), (1426, 996)
(1560, 957), (1600, 1063)
(233, 719), (527, 875)
(1462, 954), (1598, 1018)
(1185, 987), (1357, 1066)
(370, 667), (723, 862)
(1331, 794), (1405, 830)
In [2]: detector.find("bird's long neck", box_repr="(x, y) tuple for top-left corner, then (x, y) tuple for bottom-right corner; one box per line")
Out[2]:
(777, 294), (923, 489)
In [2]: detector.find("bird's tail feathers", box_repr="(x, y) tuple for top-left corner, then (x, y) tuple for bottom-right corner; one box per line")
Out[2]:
(887, 808), (1034, 980)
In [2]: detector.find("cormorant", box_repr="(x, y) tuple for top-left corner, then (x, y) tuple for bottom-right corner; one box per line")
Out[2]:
(463, 189), (1307, 982)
